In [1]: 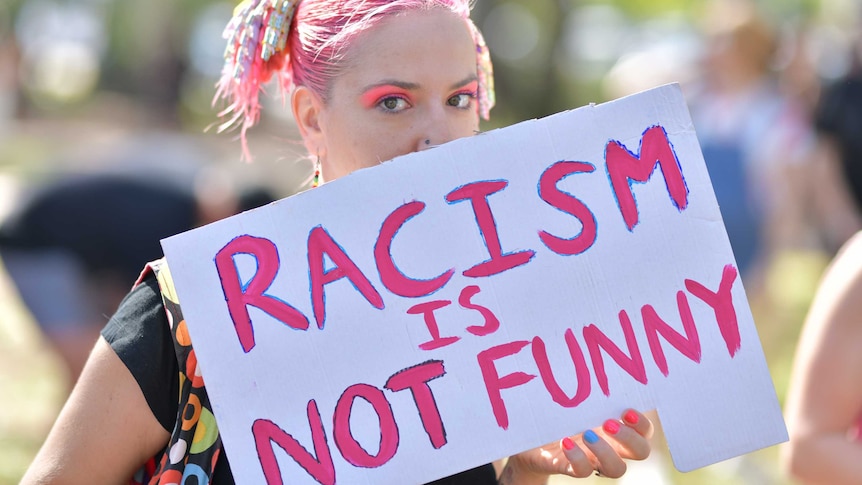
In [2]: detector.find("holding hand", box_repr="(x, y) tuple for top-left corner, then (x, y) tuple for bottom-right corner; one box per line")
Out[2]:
(500, 409), (654, 484)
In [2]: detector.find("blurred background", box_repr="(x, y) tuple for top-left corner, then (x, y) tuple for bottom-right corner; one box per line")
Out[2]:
(1, 0), (861, 483)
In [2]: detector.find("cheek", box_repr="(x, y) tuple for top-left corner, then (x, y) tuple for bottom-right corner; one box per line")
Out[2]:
(345, 126), (413, 168)
(456, 114), (480, 139)
(369, 137), (416, 165)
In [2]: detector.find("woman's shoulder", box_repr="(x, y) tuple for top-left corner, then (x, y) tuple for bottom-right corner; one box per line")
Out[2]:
(102, 271), (167, 340)
(807, 232), (862, 324)
(830, 232), (862, 276)
(101, 269), (180, 433)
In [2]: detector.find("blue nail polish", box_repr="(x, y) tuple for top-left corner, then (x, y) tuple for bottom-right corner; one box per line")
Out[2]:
(584, 430), (599, 444)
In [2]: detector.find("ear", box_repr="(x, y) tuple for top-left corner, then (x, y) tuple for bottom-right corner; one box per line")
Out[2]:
(291, 86), (326, 157)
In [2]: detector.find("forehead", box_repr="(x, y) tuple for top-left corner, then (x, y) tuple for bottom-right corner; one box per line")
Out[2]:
(336, 9), (477, 89)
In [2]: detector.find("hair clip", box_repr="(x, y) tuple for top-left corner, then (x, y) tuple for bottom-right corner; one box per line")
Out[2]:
(472, 24), (495, 121)
(213, 0), (299, 161)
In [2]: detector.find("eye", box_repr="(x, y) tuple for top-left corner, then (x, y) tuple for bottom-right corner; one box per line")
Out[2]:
(378, 96), (410, 113)
(447, 92), (475, 109)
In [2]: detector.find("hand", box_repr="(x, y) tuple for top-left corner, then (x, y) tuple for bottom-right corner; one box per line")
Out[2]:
(500, 409), (654, 484)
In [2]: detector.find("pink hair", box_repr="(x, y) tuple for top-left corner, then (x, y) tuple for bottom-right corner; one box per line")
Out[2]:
(289, 0), (473, 99)
(214, 0), (492, 161)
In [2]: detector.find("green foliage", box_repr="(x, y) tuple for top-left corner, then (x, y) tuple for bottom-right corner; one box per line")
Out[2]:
(584, 0), (700, 20)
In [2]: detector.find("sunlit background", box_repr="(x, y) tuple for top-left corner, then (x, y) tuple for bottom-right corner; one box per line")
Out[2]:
(1, 0), (860, 483)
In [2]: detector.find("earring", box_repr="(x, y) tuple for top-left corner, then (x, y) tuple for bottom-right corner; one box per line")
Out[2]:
(425, 139), (431, 145)
(311, 155), (321, 188)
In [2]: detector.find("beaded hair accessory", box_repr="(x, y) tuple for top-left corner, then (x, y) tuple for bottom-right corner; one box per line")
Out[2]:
(214, 0), (298, 160)
(471, 23), (495, 121)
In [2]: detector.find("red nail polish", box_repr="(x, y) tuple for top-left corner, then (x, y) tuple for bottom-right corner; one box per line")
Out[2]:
(603, 419), (621, 435)
(562, 437), (575, 450)
(624, 410), (639, 425)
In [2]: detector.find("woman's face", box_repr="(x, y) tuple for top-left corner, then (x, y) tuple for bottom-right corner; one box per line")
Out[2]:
(308, 9), (481, 182)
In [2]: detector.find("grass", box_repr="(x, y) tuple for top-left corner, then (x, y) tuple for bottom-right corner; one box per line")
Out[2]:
(0, 259), (66, 485)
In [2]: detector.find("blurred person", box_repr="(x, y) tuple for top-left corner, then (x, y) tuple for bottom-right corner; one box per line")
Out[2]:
(809, 23), (862, 252)
(782, 230), (862, 484)
(0, 170), (278, 387)
(782, 16), (862, 484)
(20, 1), (655, 483)
(685, 0), (821, 290)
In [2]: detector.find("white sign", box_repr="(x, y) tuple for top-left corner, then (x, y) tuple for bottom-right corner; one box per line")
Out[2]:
(162, 83), (788, 484)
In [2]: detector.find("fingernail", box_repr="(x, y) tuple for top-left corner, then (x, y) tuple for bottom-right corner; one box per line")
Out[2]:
(624, 410), (639, 425)
(562, 437), (575, 450)
(603, 419), (620, 435)
(584, 430), (599, 444)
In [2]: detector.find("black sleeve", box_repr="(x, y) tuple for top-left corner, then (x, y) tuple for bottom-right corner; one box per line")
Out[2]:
(101, 272), (179, 433)
(426, 463), (497, 484)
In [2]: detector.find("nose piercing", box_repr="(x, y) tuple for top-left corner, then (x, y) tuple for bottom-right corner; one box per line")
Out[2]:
(424, 139), (431, 145)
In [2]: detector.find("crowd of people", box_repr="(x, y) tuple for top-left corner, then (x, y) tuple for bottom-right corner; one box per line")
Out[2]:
(2, 0), (862, 483)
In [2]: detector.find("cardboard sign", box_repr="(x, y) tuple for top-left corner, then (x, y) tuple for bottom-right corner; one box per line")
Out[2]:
(162, 83), (787, 484)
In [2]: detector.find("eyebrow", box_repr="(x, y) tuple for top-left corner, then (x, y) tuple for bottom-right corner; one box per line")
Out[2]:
(359, 74), (479, 94)
(360, 80), (420, 94)
(450, 74), (478, 91)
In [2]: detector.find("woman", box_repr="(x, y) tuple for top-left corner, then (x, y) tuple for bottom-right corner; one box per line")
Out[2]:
(783, 231), (862, 484)
(20, 1), (653, 483)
